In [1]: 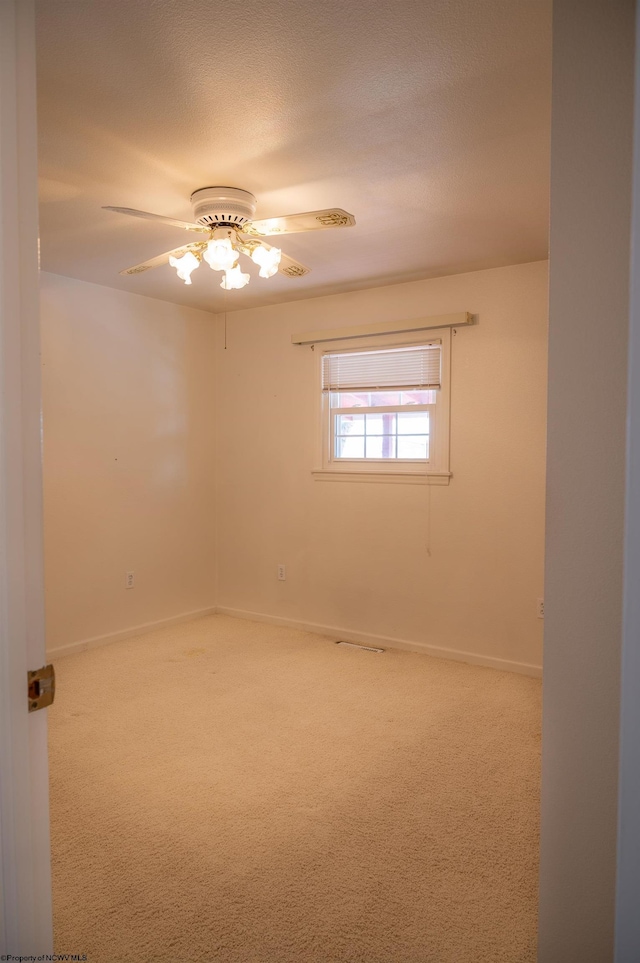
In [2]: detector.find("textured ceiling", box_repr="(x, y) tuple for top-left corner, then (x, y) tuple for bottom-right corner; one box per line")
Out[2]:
(35, 0), (552, 312)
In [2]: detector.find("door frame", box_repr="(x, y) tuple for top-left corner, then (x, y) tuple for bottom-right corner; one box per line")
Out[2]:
(0, 0), (53, 953)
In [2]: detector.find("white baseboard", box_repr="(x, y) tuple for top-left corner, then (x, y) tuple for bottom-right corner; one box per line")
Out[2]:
(215, 606), (543, 678)
(47, 606), (218, 659)
(47, 603), (542, 679)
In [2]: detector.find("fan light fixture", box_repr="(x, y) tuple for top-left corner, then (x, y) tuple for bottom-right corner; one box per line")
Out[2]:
(221, 264), (251, 290)
(251, 244), (281, 278)
(203, 237), (239, 272)
(169, 226), (281, 289)
(169, 250), (200, 285)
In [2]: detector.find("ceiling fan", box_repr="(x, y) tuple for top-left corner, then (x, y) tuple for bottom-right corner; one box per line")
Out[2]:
(103, 187), (356, 291)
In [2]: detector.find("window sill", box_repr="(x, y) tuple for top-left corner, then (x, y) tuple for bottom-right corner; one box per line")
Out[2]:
(312, 469), (452, 485)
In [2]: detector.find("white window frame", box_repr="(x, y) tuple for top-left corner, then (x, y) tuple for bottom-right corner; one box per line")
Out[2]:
(313, 329), (452, 484)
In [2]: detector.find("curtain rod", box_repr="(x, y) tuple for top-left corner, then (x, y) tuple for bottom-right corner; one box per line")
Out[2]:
(291, 312), (473, 346)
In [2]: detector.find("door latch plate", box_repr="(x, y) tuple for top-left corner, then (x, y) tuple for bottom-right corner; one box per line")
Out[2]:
(28, 664), (55, 712)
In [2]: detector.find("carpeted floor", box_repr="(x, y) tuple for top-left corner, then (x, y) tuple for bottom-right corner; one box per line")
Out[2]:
(48, 614), (541, 962)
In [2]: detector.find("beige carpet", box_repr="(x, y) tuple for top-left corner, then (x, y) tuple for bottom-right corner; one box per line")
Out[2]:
(48, 614), (541, 962)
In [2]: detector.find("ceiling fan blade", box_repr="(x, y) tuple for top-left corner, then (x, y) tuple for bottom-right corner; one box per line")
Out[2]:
(244, 208), (355, 237)
(278, 250), (311, 278)
(119, 242), (204, 276)
(103, 206), (207, 233)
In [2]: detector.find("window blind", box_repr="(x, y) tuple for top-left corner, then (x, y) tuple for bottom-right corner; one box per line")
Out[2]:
(322, 342), (442, 392)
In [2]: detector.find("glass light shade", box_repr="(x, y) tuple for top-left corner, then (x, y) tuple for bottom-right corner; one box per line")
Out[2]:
(169, 250), (200, 284)
(251, 243), (282, 279)
(204, 237), (239, 272)
(220, 264), (250, 290)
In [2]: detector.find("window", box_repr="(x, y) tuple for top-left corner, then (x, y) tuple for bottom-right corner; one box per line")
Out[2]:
(332, 396), (435, 461)
(317, 335), (451, 480)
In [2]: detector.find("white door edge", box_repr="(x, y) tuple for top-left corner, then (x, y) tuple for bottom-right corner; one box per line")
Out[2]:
(0, 0), (53, 953)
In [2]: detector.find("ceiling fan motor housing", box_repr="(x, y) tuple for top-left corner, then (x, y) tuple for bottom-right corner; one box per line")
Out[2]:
(190, 187), (257, 228)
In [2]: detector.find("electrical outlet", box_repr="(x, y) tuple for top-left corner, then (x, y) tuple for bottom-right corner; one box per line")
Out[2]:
(125, 571), (135, 590)
(277, 564), (286, 581)
(537, 598), (544, 619)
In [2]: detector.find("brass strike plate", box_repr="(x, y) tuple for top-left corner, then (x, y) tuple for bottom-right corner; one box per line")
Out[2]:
(28, 664), (55, 712)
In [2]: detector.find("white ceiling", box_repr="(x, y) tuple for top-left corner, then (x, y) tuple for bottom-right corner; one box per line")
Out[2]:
(35, 0), (552, 312)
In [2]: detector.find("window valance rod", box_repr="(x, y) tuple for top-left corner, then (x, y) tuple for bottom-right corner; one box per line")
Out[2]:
(291, 311), (472, 346)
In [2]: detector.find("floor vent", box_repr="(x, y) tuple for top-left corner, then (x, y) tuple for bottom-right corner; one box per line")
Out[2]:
(335, 641), (385, 653)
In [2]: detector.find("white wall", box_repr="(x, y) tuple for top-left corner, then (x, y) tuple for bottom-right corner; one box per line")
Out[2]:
(538, 1), (635, 960)
(40, 273), (217, 654)
(215, 260), (548, 673)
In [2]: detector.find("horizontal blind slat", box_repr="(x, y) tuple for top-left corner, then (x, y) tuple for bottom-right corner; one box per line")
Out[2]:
(322, 344), (441, 391)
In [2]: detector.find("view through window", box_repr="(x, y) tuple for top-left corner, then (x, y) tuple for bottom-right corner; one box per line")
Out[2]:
(331, 390), (436, 461)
